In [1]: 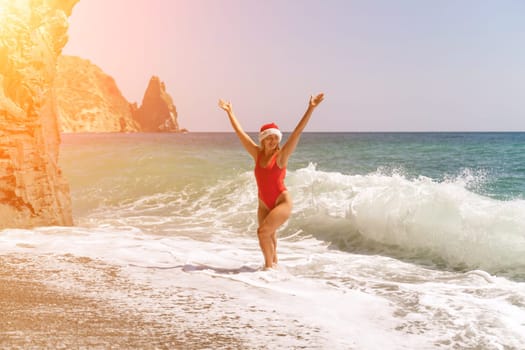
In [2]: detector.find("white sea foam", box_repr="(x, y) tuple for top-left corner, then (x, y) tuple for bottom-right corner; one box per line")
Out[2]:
(287, 164), (525, 275)
(1, 224), (524, 349)
(75, 162), (525, 276)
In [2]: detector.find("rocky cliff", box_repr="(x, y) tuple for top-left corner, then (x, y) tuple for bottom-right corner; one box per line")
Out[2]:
(54, 55), (139, 132)
(54, 59), (182, 133)
(0, 0), (77, 228)
(133, 76), (180, 132)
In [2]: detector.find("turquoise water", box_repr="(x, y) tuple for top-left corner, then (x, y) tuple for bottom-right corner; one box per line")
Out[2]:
(292, 132), (525, 200)
(62, 132), (525, 199)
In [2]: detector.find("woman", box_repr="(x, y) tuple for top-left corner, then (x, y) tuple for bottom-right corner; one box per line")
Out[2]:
(218, 93), (324, 269)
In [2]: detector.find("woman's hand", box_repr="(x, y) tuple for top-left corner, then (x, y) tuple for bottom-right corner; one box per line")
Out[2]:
(218, 98), (258, 159)
(309, 93), (325, 108)
(218, 99), (233, 113)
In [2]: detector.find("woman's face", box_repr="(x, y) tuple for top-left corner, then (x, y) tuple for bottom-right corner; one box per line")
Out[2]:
(262, 134), (280, 150)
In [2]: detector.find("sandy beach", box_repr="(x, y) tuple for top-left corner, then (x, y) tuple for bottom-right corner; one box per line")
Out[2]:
(0, 254), (243, 349)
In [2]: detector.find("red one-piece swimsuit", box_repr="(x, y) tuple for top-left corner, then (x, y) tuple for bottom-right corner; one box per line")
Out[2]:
(254, 151), (287, 210)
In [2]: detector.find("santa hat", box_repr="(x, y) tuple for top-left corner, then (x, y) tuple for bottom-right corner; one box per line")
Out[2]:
(258, 122), (282, 143)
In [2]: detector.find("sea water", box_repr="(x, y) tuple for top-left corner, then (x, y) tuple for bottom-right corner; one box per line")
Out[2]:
(1, 132), (524, 349)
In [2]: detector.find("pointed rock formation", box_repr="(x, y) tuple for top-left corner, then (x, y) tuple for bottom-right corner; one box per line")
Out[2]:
(0, 0), (77, 228)
(132, 76), (180, 132)
(54, 55), (139, 133)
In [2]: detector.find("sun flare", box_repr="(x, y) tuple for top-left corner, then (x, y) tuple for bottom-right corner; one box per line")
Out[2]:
(0, 0), (26, 17)
(0, 2), (6, 18)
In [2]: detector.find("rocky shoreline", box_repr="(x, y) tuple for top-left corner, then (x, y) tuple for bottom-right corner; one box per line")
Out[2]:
(0, 0), (76, 229)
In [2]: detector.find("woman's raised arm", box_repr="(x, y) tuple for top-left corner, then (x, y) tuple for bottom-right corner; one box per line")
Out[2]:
(279, 93), (324, 167)
(218, 99), (259, 160)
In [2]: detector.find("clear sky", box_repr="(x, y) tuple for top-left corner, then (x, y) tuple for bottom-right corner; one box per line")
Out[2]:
(63, 0), (525, 132)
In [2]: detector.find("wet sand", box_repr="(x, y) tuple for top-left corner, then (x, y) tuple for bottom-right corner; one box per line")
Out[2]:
(0, 254), (244, 349)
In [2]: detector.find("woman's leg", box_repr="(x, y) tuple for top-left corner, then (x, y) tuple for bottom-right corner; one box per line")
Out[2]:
(272, 232), (278, 265)
(257, 204), (273, 268)
(257, 193), (292, 269)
